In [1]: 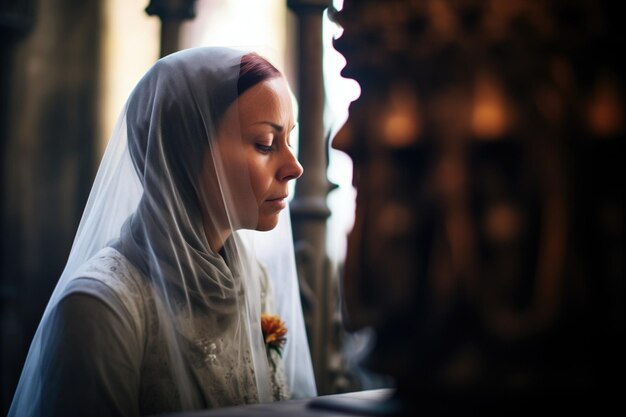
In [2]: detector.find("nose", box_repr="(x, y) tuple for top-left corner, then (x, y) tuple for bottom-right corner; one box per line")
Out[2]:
(278, 146), (304, 181)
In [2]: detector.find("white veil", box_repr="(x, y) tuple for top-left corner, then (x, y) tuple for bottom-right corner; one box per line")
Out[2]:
(9, 47), (316, 416)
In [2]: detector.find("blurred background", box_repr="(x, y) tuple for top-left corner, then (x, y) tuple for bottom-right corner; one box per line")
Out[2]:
(2, 0), (624, 414)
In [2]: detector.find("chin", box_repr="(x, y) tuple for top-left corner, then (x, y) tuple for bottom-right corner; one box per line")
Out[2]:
(255, 216), (279, 232)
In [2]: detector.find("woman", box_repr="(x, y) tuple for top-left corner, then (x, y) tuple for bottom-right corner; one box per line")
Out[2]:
(9, 47), (316, 416)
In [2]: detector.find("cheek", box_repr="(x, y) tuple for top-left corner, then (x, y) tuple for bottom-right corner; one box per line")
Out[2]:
(247, 158), (273, 202)
(218, 146), (257, 210)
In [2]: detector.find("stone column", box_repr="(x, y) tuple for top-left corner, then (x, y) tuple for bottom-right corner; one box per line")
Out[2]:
(287, 0), (334, 394)
(145, 0), (197, 57)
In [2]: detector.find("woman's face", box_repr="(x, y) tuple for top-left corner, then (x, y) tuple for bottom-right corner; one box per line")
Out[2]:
(203, 76), (303, 233)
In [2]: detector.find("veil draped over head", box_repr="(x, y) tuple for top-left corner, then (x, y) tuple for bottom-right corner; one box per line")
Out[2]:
(9, 47), (316, 416)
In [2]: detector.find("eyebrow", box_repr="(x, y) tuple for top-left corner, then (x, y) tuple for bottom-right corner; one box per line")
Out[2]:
(251, 121), (297, 133)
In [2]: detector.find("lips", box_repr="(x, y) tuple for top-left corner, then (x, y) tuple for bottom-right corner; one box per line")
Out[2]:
(265, 195), (287, 210)
(267, 195), (288, 201)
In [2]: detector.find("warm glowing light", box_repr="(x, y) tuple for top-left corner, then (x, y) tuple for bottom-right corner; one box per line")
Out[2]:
(484, 202), (522, 243)
(380, 87), (421, 147)
(471, 74), (509, 139)
(587, 76), (624, 137)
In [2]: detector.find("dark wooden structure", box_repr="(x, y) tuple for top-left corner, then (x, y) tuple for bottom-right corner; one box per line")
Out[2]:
(332, 0), (624, 413)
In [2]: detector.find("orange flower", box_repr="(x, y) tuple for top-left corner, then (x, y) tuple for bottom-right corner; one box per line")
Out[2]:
(261, 313), (287, 355)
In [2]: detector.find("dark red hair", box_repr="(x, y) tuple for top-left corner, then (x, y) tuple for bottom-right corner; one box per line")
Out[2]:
(237, 53), (282, 97)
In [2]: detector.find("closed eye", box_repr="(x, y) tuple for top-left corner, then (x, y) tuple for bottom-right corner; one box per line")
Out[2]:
(256, 143), (274, 154)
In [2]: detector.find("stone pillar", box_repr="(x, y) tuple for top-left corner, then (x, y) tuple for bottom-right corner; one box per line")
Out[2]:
(145, 0), (197, 58)
(287, 0), (334, 395)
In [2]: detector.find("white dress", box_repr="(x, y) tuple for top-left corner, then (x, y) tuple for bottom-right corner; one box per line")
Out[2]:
(38, 246), (288, 417)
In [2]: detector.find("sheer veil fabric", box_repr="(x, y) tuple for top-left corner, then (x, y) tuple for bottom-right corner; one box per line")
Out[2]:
(9, 47), (316, 416)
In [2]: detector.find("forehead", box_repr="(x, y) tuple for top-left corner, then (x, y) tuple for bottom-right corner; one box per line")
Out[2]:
(236, 77), (293, 124)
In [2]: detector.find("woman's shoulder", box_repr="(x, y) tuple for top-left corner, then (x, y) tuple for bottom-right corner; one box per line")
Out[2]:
(72, 246), (142, 289)
(64, 246), (148, 329)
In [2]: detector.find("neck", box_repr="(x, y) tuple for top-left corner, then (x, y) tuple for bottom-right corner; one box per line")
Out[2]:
(206, 227), (232, 254)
